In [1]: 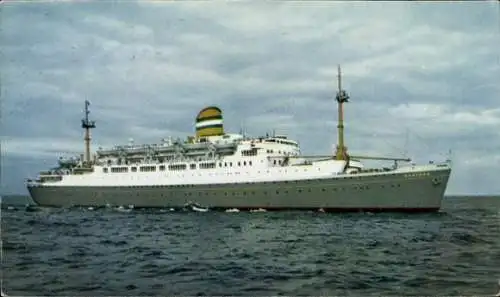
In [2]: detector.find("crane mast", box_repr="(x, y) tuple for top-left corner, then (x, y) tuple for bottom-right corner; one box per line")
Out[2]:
(81, 100), (96, 167)
(335, 65), (349, 161)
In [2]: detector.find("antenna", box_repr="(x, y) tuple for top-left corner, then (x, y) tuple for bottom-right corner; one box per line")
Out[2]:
(81, 100), (96, 166)
(239, 120), (247, 138)
(446, 149), (453, 165)
(404, 127), (409, 158)
(334, 64), (350, 161)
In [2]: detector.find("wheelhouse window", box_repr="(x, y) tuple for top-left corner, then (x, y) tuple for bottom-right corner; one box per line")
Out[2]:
(200, 162), (216, 169)
(140, 166), (156, 172)
(111, 167), (128, 173)
(242, 149), (258, 156)
(169, 164), (187, 171)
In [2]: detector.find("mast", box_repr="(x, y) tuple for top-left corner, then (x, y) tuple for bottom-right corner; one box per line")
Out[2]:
(334, 65), (349, 161)
(81, 100), (96, 166)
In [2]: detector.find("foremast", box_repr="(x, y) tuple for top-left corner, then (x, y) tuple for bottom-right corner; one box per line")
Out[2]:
(334, 65), (350, 161)
(81, 100), (96, 167)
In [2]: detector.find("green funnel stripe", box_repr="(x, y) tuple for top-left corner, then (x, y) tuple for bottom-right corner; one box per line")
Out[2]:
(196, 115), (222, 123)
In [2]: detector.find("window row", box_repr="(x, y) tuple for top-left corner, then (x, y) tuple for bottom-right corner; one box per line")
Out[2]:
(101, 183), (404, 197)
(103, 160), (255, 173)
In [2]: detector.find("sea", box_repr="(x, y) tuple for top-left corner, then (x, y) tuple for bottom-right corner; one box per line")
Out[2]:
(1, 196), (499, 296)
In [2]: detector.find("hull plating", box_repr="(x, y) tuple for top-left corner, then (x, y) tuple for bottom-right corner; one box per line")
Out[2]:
(28, 168), (451, 212)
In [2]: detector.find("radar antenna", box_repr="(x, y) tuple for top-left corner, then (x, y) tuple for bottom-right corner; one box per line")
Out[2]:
(81, 100), (96, 167)
(334, 65), (349, 161)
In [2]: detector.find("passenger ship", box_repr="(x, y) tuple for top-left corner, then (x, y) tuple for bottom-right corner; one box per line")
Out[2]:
(26, 66), (452, 212)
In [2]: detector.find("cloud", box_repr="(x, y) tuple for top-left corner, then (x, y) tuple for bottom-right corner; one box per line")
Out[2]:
(1, 1), (499, 195)
(3, 138), (84, 159)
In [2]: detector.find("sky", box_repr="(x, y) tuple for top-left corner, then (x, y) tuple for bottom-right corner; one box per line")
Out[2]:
(1, 1), (499, 195)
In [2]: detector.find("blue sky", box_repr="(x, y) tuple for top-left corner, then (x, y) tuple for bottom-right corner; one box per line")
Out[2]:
(1, 1), (499, 195)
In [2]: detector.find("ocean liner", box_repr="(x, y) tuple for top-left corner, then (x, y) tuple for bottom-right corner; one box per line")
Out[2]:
(26, 66), (452, 212)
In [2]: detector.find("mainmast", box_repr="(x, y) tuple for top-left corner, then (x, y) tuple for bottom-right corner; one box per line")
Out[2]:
(81, 100), (96, 167)
(335, 65), (349, 161)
